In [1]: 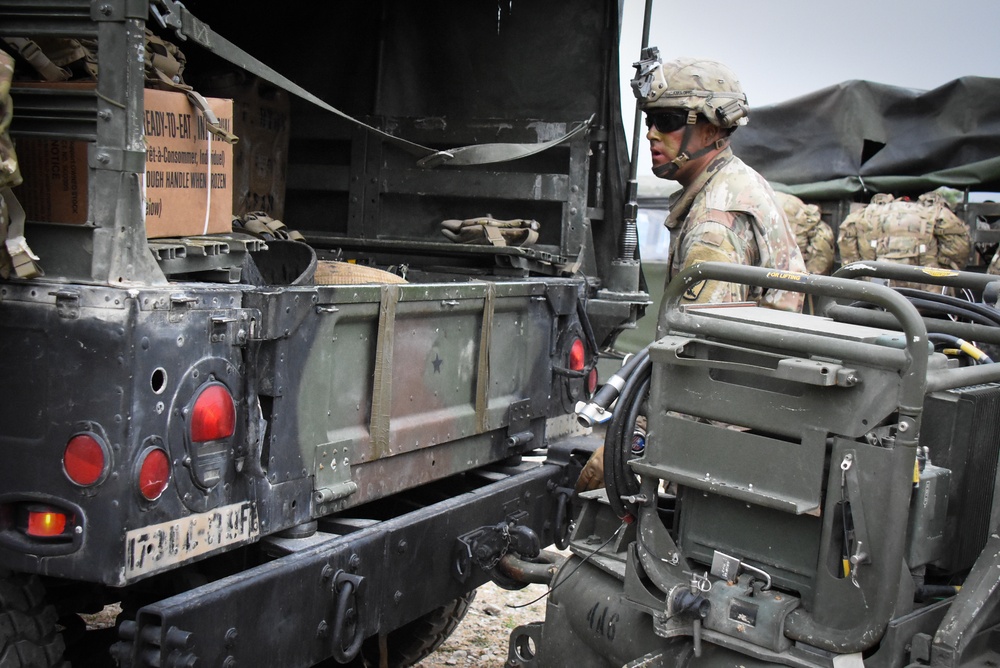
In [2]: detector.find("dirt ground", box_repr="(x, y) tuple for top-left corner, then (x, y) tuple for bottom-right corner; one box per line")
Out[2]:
(415, 580), (551, 668)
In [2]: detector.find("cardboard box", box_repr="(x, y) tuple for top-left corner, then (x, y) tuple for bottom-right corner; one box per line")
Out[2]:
(14, 87), (234, 238)
(14, 138), (88, 224)
(200, 74), (289, 220)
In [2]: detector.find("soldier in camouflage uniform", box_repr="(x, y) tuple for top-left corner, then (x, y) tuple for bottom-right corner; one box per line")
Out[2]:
(629, 51), (806, 334)
(837, 190), (971, 293)
(774, 191), (835, 275)
(576, 54), (809, 494)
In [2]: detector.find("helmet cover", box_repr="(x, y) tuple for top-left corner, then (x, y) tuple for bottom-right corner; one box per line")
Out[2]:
(631, 48), (749, 128)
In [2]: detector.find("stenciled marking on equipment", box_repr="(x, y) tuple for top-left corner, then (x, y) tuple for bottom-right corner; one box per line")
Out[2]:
(586, 602), (620, 640)
(124, 501), (259, 578)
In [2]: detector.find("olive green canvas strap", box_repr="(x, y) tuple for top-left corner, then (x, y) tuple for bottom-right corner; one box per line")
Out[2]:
(4, 37), (71, 82)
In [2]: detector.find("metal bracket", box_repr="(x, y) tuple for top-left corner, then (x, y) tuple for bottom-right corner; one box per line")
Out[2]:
(507, 399), (532, 432)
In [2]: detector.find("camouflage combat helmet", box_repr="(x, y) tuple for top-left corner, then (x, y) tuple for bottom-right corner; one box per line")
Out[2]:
(631, 48), (749, 128)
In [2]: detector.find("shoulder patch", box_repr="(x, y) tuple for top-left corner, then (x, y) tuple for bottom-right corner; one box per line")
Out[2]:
(683, 280), (707, 301)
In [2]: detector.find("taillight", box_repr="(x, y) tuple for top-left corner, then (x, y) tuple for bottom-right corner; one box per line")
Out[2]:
(25, 508), (66, 538)
(587, 368), (598, 395)
(190, 383), (236, 442)
(569, 338), (586, 372)
(63, 432), (108, 486)
(20, 504), (72, 540)
(138, 448), (170, 501)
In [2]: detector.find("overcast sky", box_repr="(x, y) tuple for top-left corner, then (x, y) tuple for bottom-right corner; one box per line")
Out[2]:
(619, 0), (1000, 180)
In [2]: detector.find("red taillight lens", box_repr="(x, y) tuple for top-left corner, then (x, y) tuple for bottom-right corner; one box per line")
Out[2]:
(64, 433), (107, 486)
(138, 448), (170, 501)
(587, 368), (598, 395)
(190, 383), (236, 442)
(569, 338), (586, 372)
(26, 508), (68, 537)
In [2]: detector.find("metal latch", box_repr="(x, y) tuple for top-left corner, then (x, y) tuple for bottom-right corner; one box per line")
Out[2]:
(50, 288), (80, 319)
(170, 293), (198, 309)
(210, 314), (237, 344)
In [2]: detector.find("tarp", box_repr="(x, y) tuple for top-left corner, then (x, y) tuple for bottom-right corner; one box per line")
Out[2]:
(729, 77), (1000, 199)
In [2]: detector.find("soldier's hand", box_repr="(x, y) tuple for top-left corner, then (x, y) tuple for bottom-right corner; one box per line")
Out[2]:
(575, 445), (605, 493)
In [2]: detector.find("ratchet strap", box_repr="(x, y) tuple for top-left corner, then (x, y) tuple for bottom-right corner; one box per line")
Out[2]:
(150, 0), (592, 168)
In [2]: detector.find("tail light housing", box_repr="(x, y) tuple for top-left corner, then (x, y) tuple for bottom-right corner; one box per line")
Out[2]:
(190, 383), (236, 442)
(569, 339), (586, 372)
(63, 431), (110, 487)
(568, 337), (598, 396)
(184, 381), (237, 492)
(570, 337), (598, 396)
(137, 447), (170, 501)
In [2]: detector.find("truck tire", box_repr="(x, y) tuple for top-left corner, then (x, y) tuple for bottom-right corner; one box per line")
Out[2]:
(333, 590), (477, 668)
(0, 570), (68, 668)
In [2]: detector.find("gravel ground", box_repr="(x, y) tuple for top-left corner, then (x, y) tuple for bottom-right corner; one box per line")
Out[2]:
(415, 580), (551, 668)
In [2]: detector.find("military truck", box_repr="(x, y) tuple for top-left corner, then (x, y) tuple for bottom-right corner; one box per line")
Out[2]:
(0, 1), (647, 665)
(511, 261), (1000, 667)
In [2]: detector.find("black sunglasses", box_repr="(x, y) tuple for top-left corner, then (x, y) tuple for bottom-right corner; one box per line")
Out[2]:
(644, 110), (691, 134)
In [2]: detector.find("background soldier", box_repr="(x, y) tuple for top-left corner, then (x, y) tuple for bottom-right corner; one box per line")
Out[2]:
(774, 191), (835, 275)
(836, 189), (971, 292)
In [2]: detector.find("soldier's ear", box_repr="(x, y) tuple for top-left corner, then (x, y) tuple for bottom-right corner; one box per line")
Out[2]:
(698, 121), (724, 144)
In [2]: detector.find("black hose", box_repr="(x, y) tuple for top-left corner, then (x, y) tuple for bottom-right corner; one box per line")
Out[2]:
(576, 298), (600, 356)
(906, 297), (1000, 328)
(602, 353), (651, 519)
(848, 296), (1000, 328)
(581, 346), (650, 422)
(893, 288), (1000, 327)
(927, 332), (994, 364)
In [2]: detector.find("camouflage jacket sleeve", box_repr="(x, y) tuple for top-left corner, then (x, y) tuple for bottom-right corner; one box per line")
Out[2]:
(934, 207), (972, 269)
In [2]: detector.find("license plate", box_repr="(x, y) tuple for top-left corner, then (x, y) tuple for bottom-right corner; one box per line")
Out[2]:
(125, 501), (259, 579)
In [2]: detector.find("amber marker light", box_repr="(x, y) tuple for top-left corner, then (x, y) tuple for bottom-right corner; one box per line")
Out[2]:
(25, 507), (69, 538)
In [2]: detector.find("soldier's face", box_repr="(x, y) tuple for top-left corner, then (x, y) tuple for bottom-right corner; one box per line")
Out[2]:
(646, 119), (721, 183)
(646, 123), (683, 171)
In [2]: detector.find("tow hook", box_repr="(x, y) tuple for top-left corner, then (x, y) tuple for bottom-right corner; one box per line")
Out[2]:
(453, 512), (540, 590)
(329, 570), (366, 663)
